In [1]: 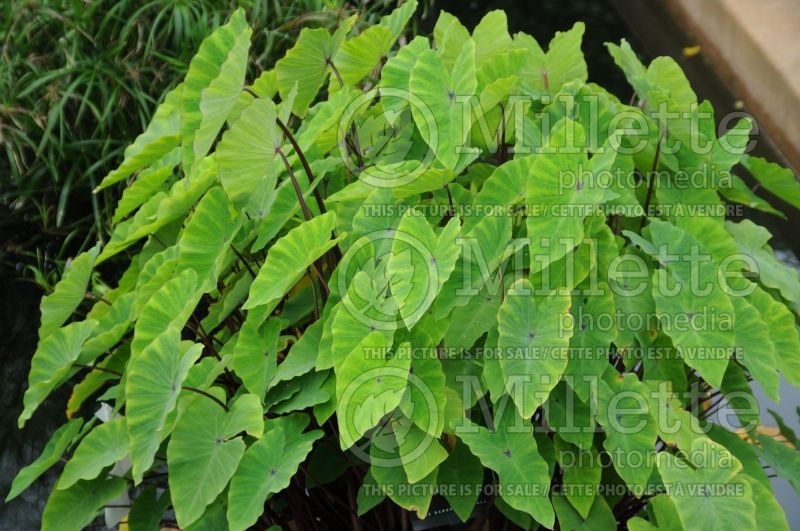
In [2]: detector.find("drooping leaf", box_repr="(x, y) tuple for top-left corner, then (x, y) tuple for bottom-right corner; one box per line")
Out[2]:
(393, 415), (448, 483)
(232, 316), (285, 401)
(552, 494), (616, 531)
(744, 474), (791, 531)
(98, 156), (217, 263)
(656, 438), (755, 531)
(38, 244), (100, 339)
(41, 476), (127, 531)
(176, 186), (241, 290)
(745, 284), (800, 388)
(19, 320), (98, 428)
(78, 291), (135, 365)
(336, 333), (410, 449)
(167, 391), (260, 528)
(244, 211), (339, 312)
(227, 414), (323, 531)
(742, 155), (800, 211)
(436, 439), (483, 521)
(126, 328), (203, 483)
(130, 268), (201, 360)
(369, 428), (438, 518)
(727, 219), (800, 312)
(755, 434), (800, 497)
(637, 219), (735, 388)
(127, 486), (172, 531)
(181, 9), (251, 174)
(597, 374), (657, 493)
(96, 85), (182, 191)
(457, 406), (554, 527)
(58, 417), (128, 489)
(6, 419), (83, 501)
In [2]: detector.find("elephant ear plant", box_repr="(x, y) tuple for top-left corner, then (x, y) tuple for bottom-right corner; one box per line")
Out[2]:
(10, 3), (800, 529)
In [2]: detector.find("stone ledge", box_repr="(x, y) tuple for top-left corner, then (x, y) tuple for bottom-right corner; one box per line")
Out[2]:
(664, 0), (800, 172)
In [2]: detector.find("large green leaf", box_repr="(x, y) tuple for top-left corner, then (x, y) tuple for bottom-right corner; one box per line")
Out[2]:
(656, 438), (756, 531)
(275, 18), (355, 117)
(41, 477), (127, 531)
(243, 211), (339, 311)
(232, 316), (285, 401)
(553, 494), (616, 531)
(745, 474), (791, 531)
(227, 414), (323, 531)
(38, 244), (100, 339)
(78, 291), (136, 365)
(564, 282), (618, 402)
(637, 219), (735, 387)
(727, 219), (800, 312)
(728, 289), (779, 401)
(336, 333), (410, 449)
(126, 328), (203, 483)
(557, 441), (602, 519)
(128, 486), (172, 531)
(59, 417), (128, 489)
(98, 156), (217, 263)
(111, 153), (178, 224)
(393, 416), (447, 483)
(369, 429), (438, 518)
(443, 283), (502, 352)
(409, 40), (477, 170)
(177, 186), (241, 290)
(378, 0), (418, 40)
(436, 439), (483, 522)
(519, 22), (587, 95)
(745, 284), (800, 388)
(596, 374), (657, 492)
(432, 11), (470, 70)
(497, 279), (573, 418)
(545, 381), (595, 451)
(168, 392), (263, 528)
(607, 38), (695, 107)
(457, 406), (554, 527)
(380, 36), (430, 117)
(216, 97), (280, 210)
(386, 211), (461, 329)
(756, 434), (800, 497)
(525, 119), (612, 271)
(742, 155), (800, 210)
(19, 320), (97, 428)
(333, 26), (394, 86)
(471, 10), (513, 68)
(181, 9), (251, 174)
(130, 268), (201, 360)
(327, 264), (398, 372)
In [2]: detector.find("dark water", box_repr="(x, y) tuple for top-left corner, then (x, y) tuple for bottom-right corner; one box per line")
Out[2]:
(0, 277), (68, 528)
(427, 0), (639, 100)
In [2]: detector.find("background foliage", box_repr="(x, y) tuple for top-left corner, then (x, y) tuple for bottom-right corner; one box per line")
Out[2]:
(0, 0), (402, 284)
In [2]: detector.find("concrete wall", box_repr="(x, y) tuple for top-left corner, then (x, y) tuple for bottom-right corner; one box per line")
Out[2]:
(665, 0), (800, 172)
